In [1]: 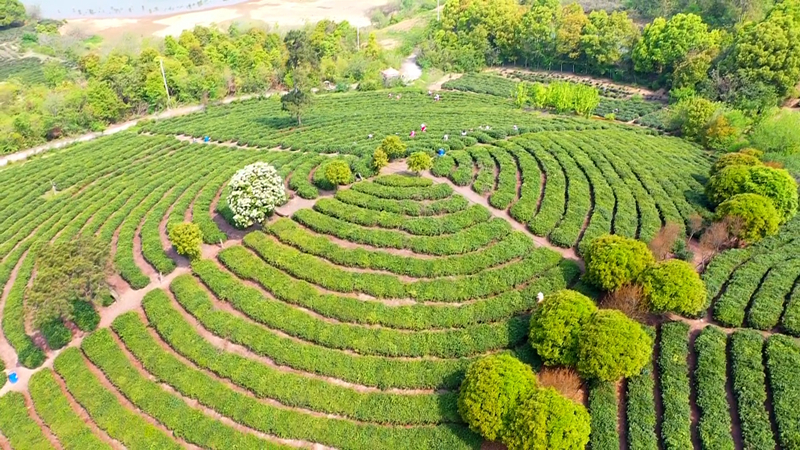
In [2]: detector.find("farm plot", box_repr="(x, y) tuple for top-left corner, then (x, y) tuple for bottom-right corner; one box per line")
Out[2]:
(703, 216), (800, 333)
(431, 128), (710, 254)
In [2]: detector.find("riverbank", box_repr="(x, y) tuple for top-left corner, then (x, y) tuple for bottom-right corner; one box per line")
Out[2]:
(58, 0), (390, 39)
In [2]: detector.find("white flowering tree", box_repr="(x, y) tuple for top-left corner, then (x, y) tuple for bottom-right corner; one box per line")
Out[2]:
(227, 162), (287, 228)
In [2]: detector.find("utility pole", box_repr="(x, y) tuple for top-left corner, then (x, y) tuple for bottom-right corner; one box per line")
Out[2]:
(357, 27), (360, 49)
(437, 0), (440, 21)
(159, 58), (171, 109)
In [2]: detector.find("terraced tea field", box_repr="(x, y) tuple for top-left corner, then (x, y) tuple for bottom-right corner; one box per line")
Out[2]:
(0, 89), (798, 450)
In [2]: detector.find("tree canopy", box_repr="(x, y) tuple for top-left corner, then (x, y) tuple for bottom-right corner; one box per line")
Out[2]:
(529, 290), (598, 367)
(576, 310), (653, 382)
(226, 162), (287, 228)
(584, 235), (655, 292)
(0, 0), (25, 29)
(639, 260), (707, 316)
(503, 387), (591, 450)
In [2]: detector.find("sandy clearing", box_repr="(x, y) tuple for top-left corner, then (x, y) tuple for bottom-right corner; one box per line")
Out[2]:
(151, 8), (244, 37)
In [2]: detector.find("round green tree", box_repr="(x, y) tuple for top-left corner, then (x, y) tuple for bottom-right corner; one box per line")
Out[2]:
(714, 193), (780, 244)
(407, 151), (433, 175)
(576, 310), (653, 382)
(324, 159), (352, 188)
(377, 135), (407, 160)
(529, 290), (598, 367)
(457, 354), (538, 441)
(584, 235), (655, 292)
(639, 260), (706, 316)
(373, 148), (389, 172)
(747, 166), (798, 223)
(705, 164), (751, 205)
(0, 0), (26, 28)
(168, 222), (203, 260)
(709, 152), (762, 176)
(738, 148), (763, 159)
(503, 387), (591, 450)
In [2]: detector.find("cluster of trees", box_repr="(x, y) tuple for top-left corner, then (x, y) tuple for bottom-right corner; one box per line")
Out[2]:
(420, 0), (800, 119)
(1, 20), (387, 153)
(584, 234), (707, 317)
(458, 354), (591, 449)
(529, 289), (653, 381)
(0, 0), (26, 29)
(515, 80), (600, 116)
(705, 149), (799, 244)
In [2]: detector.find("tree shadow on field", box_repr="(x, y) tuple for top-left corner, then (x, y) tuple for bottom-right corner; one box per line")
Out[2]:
(253, 116), (297, 131)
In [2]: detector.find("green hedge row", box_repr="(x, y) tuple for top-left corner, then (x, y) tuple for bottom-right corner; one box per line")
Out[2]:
(192, 167), (241, 244)
(782, 286), (800, 336)
(487, 146), (518, 210)
(765, 335), (800, 450)
(585, 137), (638, 240)
(693, 326), (734, 450)
(29, 370), (113, 450)
(714, 255), (774, 327)
(293, 209), (512, 255)
(288, 155), (327, 199)
(448, 151), (474, 186)
(700, 249), (750, 314)
(747, 260), (800, 330)
(223, 243), (577, 330)
(0, 392), (56, 450)
(519, 140), (566, 237)
(589, 380), (619, 450)
(88, 324), (480, 450)
(626, 326), (658, 450)
(2, 252), (46, 368)
(80, 330), (289, 449)
(374, 175), (433, 187)
(136, 294), (460, 424)
(350, 181), (453, 200)
(504, 142), (541, 224)
(431, 153), (456, 178)
(53, 348), (184, 450)
(194, 257), (528, 358)
(170, 274), (480, 389)
(730, 331), (776, 450)
(658, 321), (692, 450)
(266, 219), (534, 278)
(334, 188), (469, 216)
(313, 199), (491, 236)
(469, 147), (495, 195)
(243, 232), (562, 302)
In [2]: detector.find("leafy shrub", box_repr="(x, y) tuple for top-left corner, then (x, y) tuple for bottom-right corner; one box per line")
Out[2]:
(407, 151), (433, 174)
(529, 290), (597, 367)
(639, 260), (706, 316)
(72, 300), (100, 332)
(714, 193), (780, 244)
(576, 310), (653, 382)
(706, 165), (798, 223)
(226, 162), (287, 228)
(41, 320), (71, 350)
(584, 235), (655, 292)
(588, 380), (619, 450)
(503, 387), (591, 450)
(168, 222), (203, 260)
(324, 159), (352, 187)
(373, 148), (388, 172)
(710, 152), (762, 175)
(457, 354), (537, 441)
(738, 148), (764, 159)
(694, 326), (735, 450)
(765, 335), (800, 450)
(658, 322), (692, 450)
(378, 135), (407, 160)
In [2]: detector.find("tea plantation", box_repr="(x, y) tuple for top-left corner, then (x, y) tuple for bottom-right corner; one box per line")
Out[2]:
(1, 89), (798, 450)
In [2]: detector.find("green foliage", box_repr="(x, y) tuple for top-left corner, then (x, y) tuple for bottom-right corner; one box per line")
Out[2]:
(0, 392), (55, 450)
(324, 159), (352, 186)
(671, 96), (718, 141)
(528, 290), (597, 367)
(457, 354), (537, 441)
(584, 235), (655, 292)
(626, 326), (658, 450)
(749, 110), (800, 155)
(281, 88), (314, 125)
(407, 151), (433, 174)
(633, 14), (713, 74)
(40, 319), (71, 350)
(503, 387), (591, 450)
(26, 234), (111, 329)
(710, 152), (762, 175)
(765, 335), (800, 450)
(694, 326), (735, 450)
(372, 148), (389, 172)
(658, 322), (692, 450)
(576, 310), (653, 382)
(639, 260), (706, 316)
(0, 0), (25, 28)
(730, 331), (776, 449)
(715, 193), (780, 244)
(168, 222), (203, 260)
(706, 164), (799, 223)
(378, 135), (407, 160)
(71, 300), (100, 332)
(588, 380), (619, 450)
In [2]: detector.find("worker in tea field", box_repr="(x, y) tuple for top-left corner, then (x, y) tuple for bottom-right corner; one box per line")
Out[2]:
(421, 124), (427, 132)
